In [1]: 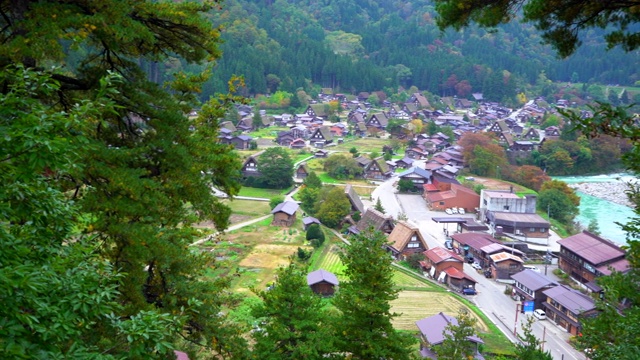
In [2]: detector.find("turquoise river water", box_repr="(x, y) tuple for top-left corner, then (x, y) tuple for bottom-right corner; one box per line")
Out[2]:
(554, 174), (637, 246)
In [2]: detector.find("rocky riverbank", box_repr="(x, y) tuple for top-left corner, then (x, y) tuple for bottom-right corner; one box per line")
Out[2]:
(568, 182), (634, 208)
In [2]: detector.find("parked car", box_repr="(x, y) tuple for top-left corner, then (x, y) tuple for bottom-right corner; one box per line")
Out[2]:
(445, 208), (453, 215)
(533, 309), (546, 320)
(462, 287), (477, 295)
(445, 240), (453, 250)
(458, 207), (465, 214)
(471, 262), (482, 271)
(450, 207), (458, 214)
(523, 265), (541, 273)
(483, 270), (492, 278)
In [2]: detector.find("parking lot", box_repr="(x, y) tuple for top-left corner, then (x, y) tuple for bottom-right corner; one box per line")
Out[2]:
(396, 193), (476, 249)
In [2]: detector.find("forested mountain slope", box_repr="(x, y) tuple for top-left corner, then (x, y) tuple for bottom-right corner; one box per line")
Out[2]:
(188, 0), (638, 101)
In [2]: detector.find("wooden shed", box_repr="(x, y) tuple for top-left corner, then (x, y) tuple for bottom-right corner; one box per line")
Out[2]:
(307, 269), (339, 296)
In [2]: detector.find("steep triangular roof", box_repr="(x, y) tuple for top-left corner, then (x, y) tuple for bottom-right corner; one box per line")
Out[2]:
(307, 269), (339, 286)
(356, 208), (394, 233)
(387, 221), (428, 253)
(344, 184), (365, 213)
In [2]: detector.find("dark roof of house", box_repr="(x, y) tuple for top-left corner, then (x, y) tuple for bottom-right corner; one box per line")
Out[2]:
(542, 285), (596, 314)
(307, 269), (339, 286)
(302, 216), (321, 226)
(432, 172), (460, 184)
(397, 157), (414, 165)
(355, 156), (373, 167)
(356, 208), (394, 232)
(510, 269), (556, 291)
(415, 312), (483, 346)
(271, 201), (299, 215)
(344, 184), (365, 213)
(558, 231), (626, 266)
(490, 211), (549, 227)
(450, 232), (497, 250)
(398, 166), (431, 179)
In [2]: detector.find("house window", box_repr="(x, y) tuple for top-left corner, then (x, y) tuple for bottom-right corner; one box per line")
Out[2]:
(503, 205), (510, 210)
(539, 228), (546, 232)
(439, 202), (445, 205)
(408, 242), (420, 248)
(530, 228), (536, 232)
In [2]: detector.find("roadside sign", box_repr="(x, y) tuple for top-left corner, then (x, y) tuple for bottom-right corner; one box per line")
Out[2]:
(523, 300), (535, 313)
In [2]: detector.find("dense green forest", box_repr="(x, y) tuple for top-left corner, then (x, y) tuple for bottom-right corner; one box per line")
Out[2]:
(152, 0), (639, 101)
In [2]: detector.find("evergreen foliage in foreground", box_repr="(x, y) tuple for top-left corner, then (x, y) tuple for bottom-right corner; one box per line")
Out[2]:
(0, 1), (247, 358)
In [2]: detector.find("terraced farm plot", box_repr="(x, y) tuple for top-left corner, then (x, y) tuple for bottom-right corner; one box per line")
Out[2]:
(390, 290), (487, 332)
(312, 245), (346, 279)
(392, 269), (436, 289)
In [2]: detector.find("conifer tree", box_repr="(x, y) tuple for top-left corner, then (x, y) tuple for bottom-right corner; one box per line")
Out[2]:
(251, 262), (334, 359)
(332, 231), (416, 359)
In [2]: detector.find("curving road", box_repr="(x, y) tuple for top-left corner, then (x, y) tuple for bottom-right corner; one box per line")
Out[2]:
(375, 182), (586, 360)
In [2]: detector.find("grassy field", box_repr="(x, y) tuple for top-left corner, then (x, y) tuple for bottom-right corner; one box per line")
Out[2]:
(331, 137), (391, 153)
(237, 186), (292, 198)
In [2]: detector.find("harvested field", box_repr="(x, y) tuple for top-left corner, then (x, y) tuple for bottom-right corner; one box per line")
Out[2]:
(391, 290), (487, 332)
(238, 244), (303, 268)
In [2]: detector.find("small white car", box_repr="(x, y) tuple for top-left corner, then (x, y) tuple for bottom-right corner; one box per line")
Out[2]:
(458, 207), (465, 214)
(533, 309), (546, 320)
(450, 207), (458, 214)
(523, 265), (541, 273)
(471, 262), (482, 270)
(445, 208), (453, 215)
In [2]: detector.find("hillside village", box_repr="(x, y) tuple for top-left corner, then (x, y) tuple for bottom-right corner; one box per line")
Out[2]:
(204, 89), (631, 359)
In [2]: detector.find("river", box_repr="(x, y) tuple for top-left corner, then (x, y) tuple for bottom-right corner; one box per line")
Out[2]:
(554, 174), (637, 246)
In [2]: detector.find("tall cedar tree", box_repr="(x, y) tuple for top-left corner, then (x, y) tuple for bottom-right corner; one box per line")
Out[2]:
(251, 262), (334, 359)
(0, 1), (248, 358)
(258, 147), (294, 189)
(0, 68), (182, 358)
(434, 1), (640, 357)
(303, 171), (323, 189)
(332, 230), (416, 359)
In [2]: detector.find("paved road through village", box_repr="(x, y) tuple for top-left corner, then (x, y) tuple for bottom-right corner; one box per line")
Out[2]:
(372, 175), (585, 360)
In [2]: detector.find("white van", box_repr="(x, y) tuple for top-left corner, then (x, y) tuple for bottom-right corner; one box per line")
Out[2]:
(533, 309), (546, 320)
(523, 265), (540, 273)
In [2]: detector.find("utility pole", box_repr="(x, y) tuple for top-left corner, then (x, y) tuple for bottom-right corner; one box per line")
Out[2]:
(514, 301), (521, 336)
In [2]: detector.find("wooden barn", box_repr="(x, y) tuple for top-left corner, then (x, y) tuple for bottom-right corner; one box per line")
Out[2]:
(306, 269), (339, 296)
